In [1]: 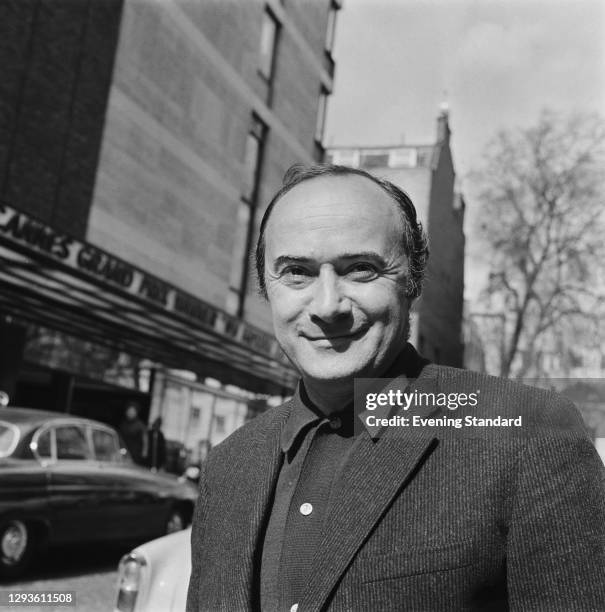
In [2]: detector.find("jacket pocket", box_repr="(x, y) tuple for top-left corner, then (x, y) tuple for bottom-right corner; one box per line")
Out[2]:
(356, 540), (479, 582)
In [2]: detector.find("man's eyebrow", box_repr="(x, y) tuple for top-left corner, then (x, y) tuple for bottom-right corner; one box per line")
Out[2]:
(272, 252), (388, 268)
(272, 256), (314, 268)
(338, 251), (386, 262)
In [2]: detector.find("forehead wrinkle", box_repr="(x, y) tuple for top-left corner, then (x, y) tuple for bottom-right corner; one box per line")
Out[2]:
(270, 210), (379, 231)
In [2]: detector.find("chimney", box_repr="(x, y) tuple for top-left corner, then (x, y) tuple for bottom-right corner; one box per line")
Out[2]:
(437, 101), (450, 143)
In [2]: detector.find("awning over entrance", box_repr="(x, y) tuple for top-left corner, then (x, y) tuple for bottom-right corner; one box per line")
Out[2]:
(0, 203), (297, 395)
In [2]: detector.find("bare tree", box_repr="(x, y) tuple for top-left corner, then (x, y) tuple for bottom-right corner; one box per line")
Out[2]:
(470, 110), (605, 378)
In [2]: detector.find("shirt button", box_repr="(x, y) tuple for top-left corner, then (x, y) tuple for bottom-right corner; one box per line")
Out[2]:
(290, 605), (299, 612)
(329, 416), (342, 430)
(299, 502), (313, 516)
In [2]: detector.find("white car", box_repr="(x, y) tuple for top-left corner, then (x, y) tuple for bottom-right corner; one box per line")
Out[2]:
(114, 528), (191, 612)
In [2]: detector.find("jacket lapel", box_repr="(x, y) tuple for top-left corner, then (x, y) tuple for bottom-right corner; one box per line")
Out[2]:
(300, 366), (441, 611)
(214, 402), (290, 609)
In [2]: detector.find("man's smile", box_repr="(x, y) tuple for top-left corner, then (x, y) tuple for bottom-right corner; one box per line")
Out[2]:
(301, 328), (368, 342)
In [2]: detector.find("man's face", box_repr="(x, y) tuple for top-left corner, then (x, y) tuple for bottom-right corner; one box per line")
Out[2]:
(264, 175), (411, 386)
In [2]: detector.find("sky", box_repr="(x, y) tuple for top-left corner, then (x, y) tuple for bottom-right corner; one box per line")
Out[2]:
(326, 0), (605, 178)
(325, 0), (605, 299)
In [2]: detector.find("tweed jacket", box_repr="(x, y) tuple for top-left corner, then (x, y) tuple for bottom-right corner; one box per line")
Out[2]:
(187, 354), (605, 611)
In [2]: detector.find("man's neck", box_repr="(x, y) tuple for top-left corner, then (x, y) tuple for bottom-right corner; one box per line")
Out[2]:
(300, 345), (414, 415)
(301, 378), (354, 415)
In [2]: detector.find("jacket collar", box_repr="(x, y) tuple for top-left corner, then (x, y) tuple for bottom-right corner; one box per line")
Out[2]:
(208, 344), (439, 610)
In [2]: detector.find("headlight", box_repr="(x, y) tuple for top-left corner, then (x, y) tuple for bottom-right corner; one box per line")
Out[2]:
(115, 552), (147, 612)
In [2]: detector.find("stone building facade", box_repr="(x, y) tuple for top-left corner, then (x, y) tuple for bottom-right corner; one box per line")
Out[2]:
(88, 0), (339, 330)
(0, 0), (341, 452)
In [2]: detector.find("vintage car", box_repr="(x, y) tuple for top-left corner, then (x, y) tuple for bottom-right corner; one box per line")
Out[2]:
(115, 528), (191, 612)
(0, 407), (197, 579)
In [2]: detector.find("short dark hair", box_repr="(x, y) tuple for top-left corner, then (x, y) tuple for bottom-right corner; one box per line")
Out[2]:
(255, 163), (429, 298)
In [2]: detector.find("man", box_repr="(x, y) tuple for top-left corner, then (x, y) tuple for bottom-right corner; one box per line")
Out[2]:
(145, 416), (167, 472)
(119, 402), (147, 465)
(187, 165), (605, 611)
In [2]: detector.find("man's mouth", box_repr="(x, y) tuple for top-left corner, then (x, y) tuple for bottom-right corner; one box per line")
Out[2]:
(303, 328), (367, 342)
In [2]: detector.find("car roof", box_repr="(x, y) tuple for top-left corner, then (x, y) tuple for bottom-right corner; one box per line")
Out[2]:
(0, 406), (112, 430)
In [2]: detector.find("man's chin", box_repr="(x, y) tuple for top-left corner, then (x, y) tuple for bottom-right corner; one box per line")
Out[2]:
(298, 360), (373, 384)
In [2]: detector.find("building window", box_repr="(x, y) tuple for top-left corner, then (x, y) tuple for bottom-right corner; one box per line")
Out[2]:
(227, 115), (267, 316)
(228, 203), (251, 302)
(388, 148), (418, 168)
(330, 149), (360, 168)
(259, 8), (279, 82)
(325, 0), (339, 54)
(214, 415), (225, 434)
(315, 87), (329, 144)
(242, 118), (265, 203)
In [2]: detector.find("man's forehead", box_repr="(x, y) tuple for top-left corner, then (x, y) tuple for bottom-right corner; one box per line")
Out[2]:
(264, 175), (407, 264)
(267, 174), (400, 226)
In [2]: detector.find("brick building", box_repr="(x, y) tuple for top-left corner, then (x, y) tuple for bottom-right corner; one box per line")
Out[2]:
(327, 108), (465, 367)
(0, 0), (340, 456)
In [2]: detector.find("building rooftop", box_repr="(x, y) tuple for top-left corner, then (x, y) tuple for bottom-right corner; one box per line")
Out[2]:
(326, 144), (437, 170)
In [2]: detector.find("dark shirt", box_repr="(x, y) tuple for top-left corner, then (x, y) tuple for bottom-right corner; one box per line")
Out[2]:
(260, 387), (359, 612)
(119, 418), (146, 464)
(259, 345), (426, 612)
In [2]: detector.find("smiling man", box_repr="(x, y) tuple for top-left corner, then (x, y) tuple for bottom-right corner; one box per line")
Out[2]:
(260, 167), (420, 412)
(187, 165), (605, 612)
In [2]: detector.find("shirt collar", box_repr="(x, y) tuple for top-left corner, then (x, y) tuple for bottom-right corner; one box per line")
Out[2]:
(280, 383), (323, 453)
(280, 343), (431, 451)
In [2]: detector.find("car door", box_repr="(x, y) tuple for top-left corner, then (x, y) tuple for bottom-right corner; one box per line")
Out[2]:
(91, 426), (169, 539)
(45, 422), (102, 544)
(89, 426), (151, 540)
(0, 422), (49, 523)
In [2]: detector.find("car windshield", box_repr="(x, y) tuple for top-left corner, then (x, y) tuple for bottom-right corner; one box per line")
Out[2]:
(0, 421), (19, 457)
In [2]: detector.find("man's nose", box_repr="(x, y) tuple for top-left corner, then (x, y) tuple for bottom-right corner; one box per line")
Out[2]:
(308, 268), (351, 322)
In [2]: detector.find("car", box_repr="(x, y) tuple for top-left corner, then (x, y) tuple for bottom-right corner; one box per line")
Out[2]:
(0, 407), (197, 579)
(115, 527), (191, 612)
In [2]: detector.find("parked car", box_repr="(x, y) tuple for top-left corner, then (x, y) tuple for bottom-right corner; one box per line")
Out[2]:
(0, 407), (197, 578)
(115, 528), (191, 612)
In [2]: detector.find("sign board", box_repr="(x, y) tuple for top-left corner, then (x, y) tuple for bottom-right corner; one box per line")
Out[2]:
(0, 202), (288, 364)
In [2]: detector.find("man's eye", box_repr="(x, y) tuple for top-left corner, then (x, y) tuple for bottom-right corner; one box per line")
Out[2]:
(283, 266), (309, 277)
(346, 263), (378, 280)
(280, 266), (313, 285)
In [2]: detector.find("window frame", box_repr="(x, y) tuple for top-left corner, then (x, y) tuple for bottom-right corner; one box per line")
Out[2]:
(228, 114), (268, 316)
(90, 425), (122, 463)
(54, 423), (92, 461)
(315, 86), (329, 144)
(258, 7), (280, 83)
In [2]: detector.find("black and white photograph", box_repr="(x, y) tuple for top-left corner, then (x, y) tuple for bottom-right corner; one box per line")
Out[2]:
(0, 0), (604, 610)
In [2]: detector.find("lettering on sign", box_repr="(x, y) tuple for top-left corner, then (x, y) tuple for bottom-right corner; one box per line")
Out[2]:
(242, 327), (272, 354)
(76, 245), (134, 289)
(138, 275), (169, 306)
(0, 207), (72, 260)
(223, 315), (241, 339)
(0, 203), (283, 361)
(173, 291), (217, 327)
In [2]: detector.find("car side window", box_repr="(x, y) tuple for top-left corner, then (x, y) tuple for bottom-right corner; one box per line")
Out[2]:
(92, 428), (120, 462)
(55, 425), (91, 460)
(36, 428), (52, 459)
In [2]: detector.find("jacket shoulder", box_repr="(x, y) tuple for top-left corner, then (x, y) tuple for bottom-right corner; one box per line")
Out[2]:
(429, 364), (585, 427)
(205, 400), (291, 463)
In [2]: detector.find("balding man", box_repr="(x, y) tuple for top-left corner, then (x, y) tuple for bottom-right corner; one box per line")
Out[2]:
(187, 164), (605, 611)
